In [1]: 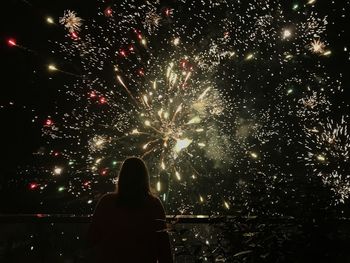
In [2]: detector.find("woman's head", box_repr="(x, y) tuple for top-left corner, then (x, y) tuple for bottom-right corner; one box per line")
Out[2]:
(116, 157), (151, 204)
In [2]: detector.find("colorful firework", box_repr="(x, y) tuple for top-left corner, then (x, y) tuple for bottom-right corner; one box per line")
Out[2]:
(303, 116), (350, 203)
(59, 10), (83, 33)
(8, 0), (348, 213)
(144, 9), (162, 34)
(309, 39), (326, 54)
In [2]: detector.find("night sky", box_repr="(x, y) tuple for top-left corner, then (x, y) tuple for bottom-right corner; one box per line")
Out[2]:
(0, 0), (349, 215)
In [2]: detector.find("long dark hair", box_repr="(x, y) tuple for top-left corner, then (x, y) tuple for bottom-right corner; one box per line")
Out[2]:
(116, 157), (152, 206)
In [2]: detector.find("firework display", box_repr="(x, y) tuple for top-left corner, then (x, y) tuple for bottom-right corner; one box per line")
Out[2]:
(2, 0), (349, 215)
(302, 116), (350, 203)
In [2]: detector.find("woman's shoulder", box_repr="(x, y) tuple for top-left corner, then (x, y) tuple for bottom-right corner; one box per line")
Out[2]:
(147, 193), (162, 204)
(147, 194), (165, 211)
(98, 192), (117, 205)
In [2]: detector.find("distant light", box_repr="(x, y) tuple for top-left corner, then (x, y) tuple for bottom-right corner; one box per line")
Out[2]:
(144, 120), (151, 126)
(165, 8), (173, 16)
(228, 51), (235, 58)
(282, 29), (292, 39)
(138, 68), (145, 76)
(250, 152), (258, 159)
(317, 155), (326, 162)
(87, 200), (93, 204)
(131, 129), (140, 134)
(29, 182), (39, 190)
(307, 0), (316, 4)
(175, 171), (181, 181)
(141, 38), (147, 46)
(245, 53), (254, 60)
(119, 49), (126, 57)
(54, 167), (63, 175)
(7, 38), (17, 47)
(100, 168), (108, 176)
(285, 53), (293, 60)
(46, 17), (54, 24)
(99, 97), (107, 104)
(104, 7), (113, 17)
(157, 181), (161, 192)
(292, 4), (299, 10)
(70, 31), (79, 40)
(173, 37), (180, 46)
(187, 116), (201, 124)
(58, 186), (65, 192)
(199, 195), (204, 203)
(89, 91), (97, 98)
(224, 201), (230, 209)
(48, 64), (58, 71)
(45, 118), (53, 126)
(323, 50), (332, 56)
(287, 88), (293, 94)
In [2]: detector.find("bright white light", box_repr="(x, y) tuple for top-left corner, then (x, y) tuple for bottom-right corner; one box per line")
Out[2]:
(250, 152), (258, 159)
(46, 17), (54, 24)
(224, 201), (230, 209)
(187, 116), (201, 124)
(54, 167), (63, 175)
(173, 37), (180, 46)
(48, 64), (57, 71)
(245, 53), (254, 60)
(317, 155), (326, 162)
(282, 29), (292, 39)
(175, 171), (181, 180)
(323, 50), (332, 56)
(174, 138), (192, 152)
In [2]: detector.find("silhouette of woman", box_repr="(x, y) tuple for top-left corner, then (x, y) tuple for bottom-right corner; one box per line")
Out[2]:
(88, 157), (173, 263)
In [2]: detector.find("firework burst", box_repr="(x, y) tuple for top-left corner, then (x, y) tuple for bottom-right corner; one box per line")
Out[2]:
(85, 59), (234, 183)
(30, 0), (349, 213)
(309, 39), (326, 54)
(144, 9), (162, 34)
(303, 116), (350, 203)
(59, 10), (83, 33)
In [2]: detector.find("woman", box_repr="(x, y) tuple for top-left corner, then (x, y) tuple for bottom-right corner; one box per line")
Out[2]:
(89, 157), (173, 263)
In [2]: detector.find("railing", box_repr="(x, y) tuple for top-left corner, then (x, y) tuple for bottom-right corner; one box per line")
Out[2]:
(0, 214), (236, 223)
(1, 215), (350, 262)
